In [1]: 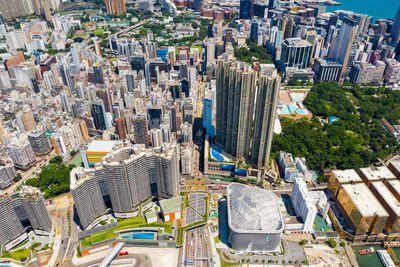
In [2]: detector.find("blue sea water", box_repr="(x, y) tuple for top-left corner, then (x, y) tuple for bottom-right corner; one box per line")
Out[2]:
(324, 0), (399, 21)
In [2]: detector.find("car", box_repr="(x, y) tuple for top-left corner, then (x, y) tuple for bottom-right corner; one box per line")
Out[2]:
(49, 200), (53, 205)
(119, 251), (129, 256)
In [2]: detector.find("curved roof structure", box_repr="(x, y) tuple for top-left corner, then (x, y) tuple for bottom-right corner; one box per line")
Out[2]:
(227, 183), (284, 234)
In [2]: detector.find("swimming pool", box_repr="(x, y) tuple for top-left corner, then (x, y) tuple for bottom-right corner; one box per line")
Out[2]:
(290, 93), (304, 102)
(279, 106), (291, 115)
(211, 147), (224, 161)
(296, 109), (307, 115)
(122, 233), (155, 239)
(288, 105), (298, 113)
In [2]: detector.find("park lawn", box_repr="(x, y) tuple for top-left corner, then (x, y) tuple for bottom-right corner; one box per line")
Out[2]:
(0, 248), (30, 261)
(81, 231), (118, 248)
(117, 216), (146, 228)
(94, 29), (105, 36)
(191, 45), (202, 54)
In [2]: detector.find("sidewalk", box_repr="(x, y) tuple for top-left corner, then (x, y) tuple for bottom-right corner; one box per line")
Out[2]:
(208, 225), (221, 267)
(46, 234), (61, 267)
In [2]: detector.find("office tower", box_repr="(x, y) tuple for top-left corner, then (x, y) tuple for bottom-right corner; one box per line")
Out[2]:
(328, 16), (358, 80)
(147, 106), (162, 129)
(115, 118), (127, 140)
(251, 70), (280, 167)
(391, 5), (400, 44)
(105, 0), (126, 15)
(188, 67), (197, 92)
(60, 92), (71, 113)
(71, 44), (81, 65)
(193, 0), (202, 11)
(313, 58), (342, 82)
(91, 99), (109, 130)
(181, 148), (192, 175)
(181, 123), (192, 143)
(22, 109), (36, 132)
(51, 132), (68, 157)
(124, 71), (135, 92)
(279, 38), (312, 70)
(160, 123), (171, 144)
(0, 187), (52, 245)
(183, 102), (194, 124)
(216, 58), (256, 160)
(283, 17), (295, 39)
(71, 144), (179, 228)
(239, 0), (254, 19)
(250, 22), (259, 41)
(8, 142), (36, 169)
(0, 165), (16, 189)
(207, 23), (213, 38)
(133, 113), (151, 145)
(203, 98), (215, 138)
(27, 131), (51, 155)
(206, 38), (215, 66)
(224, 29), (233, 43)
(70, 168), (107, 229)
(93, 64), (104, 84)
(78, 119), (90, 141)
(151, 129), (163, 147)
(59, 63), (74, 93)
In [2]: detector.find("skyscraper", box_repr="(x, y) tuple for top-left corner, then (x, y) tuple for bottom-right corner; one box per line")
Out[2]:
(115, 118), (127, 140)
(216, 58), (256, 160)
(93, 64), (104, 84)
(328, 16), (358, 81)
(105, 0), (126, 16)
(133, 113), (151, 145)
(27, 131), (51, 155)
(251, 70), (280, 167)
(279, 38), (313, 70)
(391, 5), (400, 44)
(239, 0), (254, 19)
(91, 99), (109, 130)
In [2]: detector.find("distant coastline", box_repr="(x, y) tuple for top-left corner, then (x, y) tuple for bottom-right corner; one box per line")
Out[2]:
(321, 0), (398, 21)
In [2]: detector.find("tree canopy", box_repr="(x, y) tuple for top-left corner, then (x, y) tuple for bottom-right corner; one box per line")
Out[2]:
(26, 158), (70, 199)
(272, 82), (400, 180)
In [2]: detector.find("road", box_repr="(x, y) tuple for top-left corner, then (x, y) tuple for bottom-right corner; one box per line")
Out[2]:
(80, 254), (151, 267)
(54, 199), (79, 267)
(183, 226), (214, 267)
(0, 150), (55, 194)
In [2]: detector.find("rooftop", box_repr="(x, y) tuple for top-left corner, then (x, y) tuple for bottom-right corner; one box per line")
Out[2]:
(87, 140), (122, 153)
(332, 169), (362, 183)
(284, 38), (312, 47)
(341, 183), (388, 217)
(388, 180), (400, 195)
(227, 183), (284, 233)
(371, 182), (400, 216)
(359, 166), (396, 181)
(160, 196), (182, 214)
(390, 160), (400, 173)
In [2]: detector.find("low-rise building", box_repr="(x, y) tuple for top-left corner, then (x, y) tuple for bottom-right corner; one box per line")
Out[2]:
(160, 197), (182, 223)
(359, 166), (396, 187)
(291, 178), (330, 233)
(336, 183), (388, 235)
(279, 151), (312, 182)
(328, 169), (363, 198)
